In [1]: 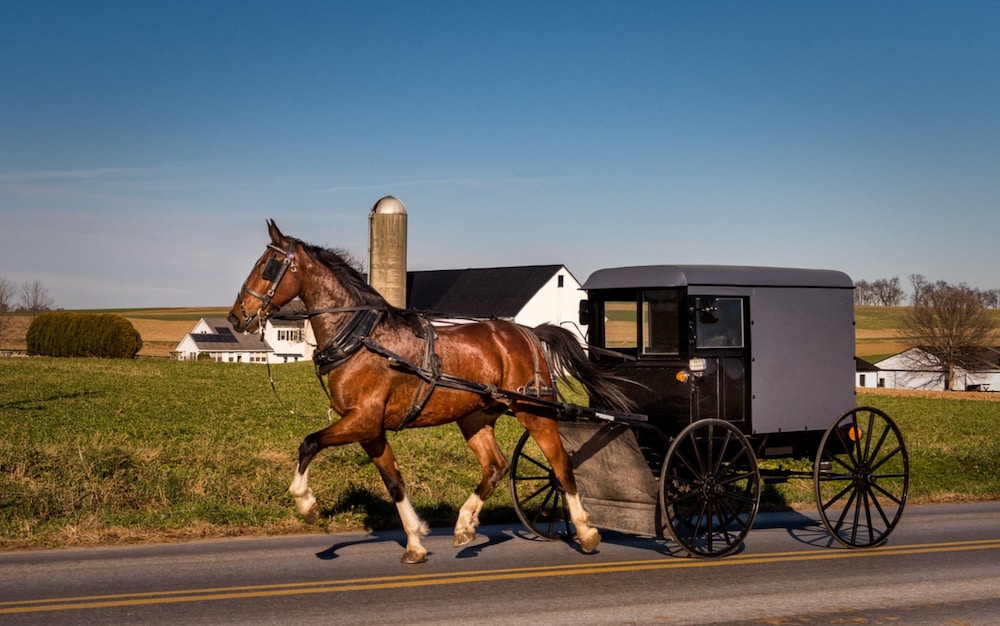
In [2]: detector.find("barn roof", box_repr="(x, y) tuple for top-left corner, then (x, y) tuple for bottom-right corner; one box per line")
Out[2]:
(855, 357), (880, 372)
(406, 265), (568, 318)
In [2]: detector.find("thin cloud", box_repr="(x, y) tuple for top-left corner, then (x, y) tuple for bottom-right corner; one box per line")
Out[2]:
(0, 168), (138, 182)
(321, 176), (549, 193)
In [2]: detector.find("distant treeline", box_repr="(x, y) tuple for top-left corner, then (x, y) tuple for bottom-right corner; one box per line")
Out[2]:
(26, 312), (143, 358)
(855, 275), (1000, 308)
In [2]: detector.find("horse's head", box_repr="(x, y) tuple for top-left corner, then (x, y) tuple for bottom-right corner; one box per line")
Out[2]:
(228, 220), (302, 334)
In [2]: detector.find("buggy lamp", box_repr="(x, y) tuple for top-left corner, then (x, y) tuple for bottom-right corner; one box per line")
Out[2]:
(676, 358), (708, 383)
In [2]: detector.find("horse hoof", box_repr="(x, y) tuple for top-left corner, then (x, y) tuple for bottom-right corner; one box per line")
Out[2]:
(301, 505), (320, 524)
(401, 549), (427, 564)
(579, 528), (601, 554)
(453, 529), (476, 547)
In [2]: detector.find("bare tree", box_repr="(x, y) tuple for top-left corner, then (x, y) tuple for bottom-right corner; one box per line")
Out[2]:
(978, 288), (1000, 309)
(872, 277), (904, 306)
(903, 281), (999, 390)
(0, 276), (15, 347)
(908, 274), (930, 306)
(854, 279), (872, 305)
(854, 277), (904, 306)
(19, 280), (54, 320)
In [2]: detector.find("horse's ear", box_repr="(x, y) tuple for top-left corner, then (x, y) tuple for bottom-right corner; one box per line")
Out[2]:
(267, 219), (284, 244)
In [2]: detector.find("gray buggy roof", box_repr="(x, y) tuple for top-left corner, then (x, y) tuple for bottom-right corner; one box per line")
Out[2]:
(581, 265), (853, 291)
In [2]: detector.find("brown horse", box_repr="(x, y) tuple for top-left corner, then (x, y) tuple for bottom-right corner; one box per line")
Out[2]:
(229, 220), (634, 563)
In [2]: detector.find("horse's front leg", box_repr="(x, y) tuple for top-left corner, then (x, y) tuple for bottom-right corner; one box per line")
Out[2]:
(289, 413), (380, 524)
(455, 411), (508, 547)
(361, 434), (430, 564)
(289, 437), (324, 523)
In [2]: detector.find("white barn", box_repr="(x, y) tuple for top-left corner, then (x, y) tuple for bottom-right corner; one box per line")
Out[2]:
(874, 347), (1000, 392)
(855, 357), (880, 389)
(406, 264), (584, 340)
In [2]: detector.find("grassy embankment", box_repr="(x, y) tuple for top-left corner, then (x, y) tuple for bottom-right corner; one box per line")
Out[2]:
(1, 305), (998, 550)
(2, 356), (999, 551)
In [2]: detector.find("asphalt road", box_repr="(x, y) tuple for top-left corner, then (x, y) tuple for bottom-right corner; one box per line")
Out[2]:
(2, 502), (999, 625)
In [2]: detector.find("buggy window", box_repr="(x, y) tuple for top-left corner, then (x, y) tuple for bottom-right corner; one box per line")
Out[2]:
(695, 297), (745, 349)
(642, 289), (680, 354)
(602, 300), (637, 349)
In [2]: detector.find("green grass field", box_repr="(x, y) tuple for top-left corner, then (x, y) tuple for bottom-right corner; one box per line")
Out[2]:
(2, 357), (998, 551)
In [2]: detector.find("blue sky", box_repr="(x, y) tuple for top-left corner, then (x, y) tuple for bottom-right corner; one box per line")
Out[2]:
(2, 1), (998, 309)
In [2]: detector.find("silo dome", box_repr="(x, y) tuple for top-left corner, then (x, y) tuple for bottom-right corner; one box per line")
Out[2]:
(371, 196), (408, 215)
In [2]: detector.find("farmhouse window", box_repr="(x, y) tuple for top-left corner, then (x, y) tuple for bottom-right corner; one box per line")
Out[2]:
(277, 329), (303, 342)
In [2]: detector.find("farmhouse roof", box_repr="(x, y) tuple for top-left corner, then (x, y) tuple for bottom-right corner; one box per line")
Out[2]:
(188, 318), (271, 352)
(406, 265), (568, 318)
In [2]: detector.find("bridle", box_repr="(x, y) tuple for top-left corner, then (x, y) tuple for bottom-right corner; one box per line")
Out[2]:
(235, 240), (300, 331)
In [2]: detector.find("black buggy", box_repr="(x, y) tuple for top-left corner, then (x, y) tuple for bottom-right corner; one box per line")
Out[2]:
(509, 265), (910, 557)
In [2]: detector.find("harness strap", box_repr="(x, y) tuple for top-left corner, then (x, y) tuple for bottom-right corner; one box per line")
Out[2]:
(512, 324), (558, 402)
(312, 308), (385, 376)
(393, 318), (441, 431)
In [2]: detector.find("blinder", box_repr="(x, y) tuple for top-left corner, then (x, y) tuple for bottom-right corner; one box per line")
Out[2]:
(235, 241), (299, 330)
(262, 257), (286, 282)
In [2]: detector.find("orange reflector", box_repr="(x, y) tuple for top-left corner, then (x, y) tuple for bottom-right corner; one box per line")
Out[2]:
(849, 426), (863, 441)
(675, 371), (690, 383)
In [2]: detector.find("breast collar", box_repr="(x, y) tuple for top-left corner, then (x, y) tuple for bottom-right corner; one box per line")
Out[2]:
(312, 307), (385, 376)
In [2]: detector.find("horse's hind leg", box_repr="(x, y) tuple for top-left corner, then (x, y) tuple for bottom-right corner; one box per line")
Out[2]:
(515, 409), (601, 553)
(455, 410), (509, 547)
(360, 434), (430, 564)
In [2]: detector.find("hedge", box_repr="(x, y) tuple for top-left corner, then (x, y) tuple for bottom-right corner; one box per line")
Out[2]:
(26, 312), (143, 358)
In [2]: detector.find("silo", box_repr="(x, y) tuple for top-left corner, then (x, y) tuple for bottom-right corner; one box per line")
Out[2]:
(368, 196), (407, 308)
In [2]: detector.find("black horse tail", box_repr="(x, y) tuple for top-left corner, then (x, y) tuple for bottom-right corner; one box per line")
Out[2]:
(531, 323), (639, 414)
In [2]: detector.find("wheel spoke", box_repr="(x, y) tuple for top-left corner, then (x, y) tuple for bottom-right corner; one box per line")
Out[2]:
(520, 452), (553, 473)
(830, 486), (859, 534)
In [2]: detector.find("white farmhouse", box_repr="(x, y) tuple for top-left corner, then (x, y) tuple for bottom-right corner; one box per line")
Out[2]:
(174, 313), (314, 363)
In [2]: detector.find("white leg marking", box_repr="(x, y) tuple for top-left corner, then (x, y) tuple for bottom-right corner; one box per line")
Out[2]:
(454, 494), (484, 547)
(396, 495), (429, 564)
(566, 492), (601, 553)
(289, 467), (319, 523)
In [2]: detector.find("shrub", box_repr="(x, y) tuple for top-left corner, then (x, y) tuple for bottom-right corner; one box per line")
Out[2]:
(26, 312), (143, 358)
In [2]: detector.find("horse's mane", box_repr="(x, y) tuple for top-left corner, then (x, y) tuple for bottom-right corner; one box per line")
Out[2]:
(296, 239), (392, 310)
(299, 241), (392, 308)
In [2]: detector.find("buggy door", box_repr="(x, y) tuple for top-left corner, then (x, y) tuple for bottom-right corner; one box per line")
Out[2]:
(690, 295), (750, 426)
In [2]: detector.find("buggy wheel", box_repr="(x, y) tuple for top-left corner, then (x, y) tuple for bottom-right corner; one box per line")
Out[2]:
(659, 419), (760, 557)
(509, 430), (573, 540)
(815, 406), (909, 548)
